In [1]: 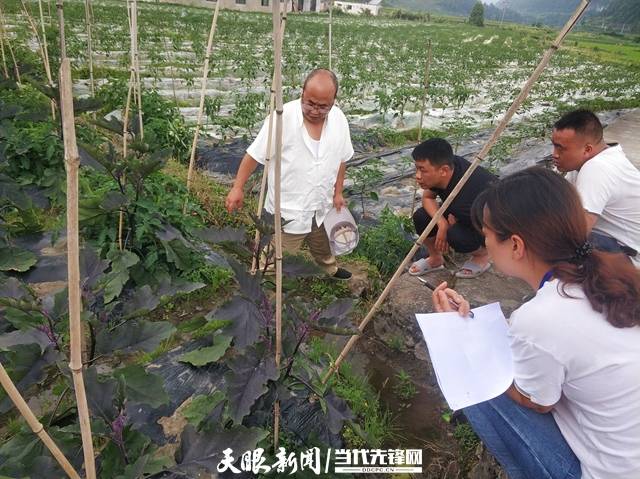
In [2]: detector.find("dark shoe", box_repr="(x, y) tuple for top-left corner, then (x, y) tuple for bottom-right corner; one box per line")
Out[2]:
(332, 267), (352, 280)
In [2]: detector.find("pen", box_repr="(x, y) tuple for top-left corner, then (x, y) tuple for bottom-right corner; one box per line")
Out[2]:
(416, 276), (475, 318)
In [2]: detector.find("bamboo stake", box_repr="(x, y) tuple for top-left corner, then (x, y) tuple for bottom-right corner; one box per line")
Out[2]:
(271, 0), (285, 450)
(119, 69), (135, 251)
(417, 39), (432, 143)
(56, 0), (66, 60)
(328, 0), (333, 70)
(59, 58), (97, 479)
(249, 16), (287, 275)
(0, 363), (81, 479)
(0, 32), (8, 79)
(21, 0), (56, 118)
(84, 0), (95, 96)
(0, 5), (20, 83)
(412, 39), (432, 215)
(322, 0), (592, 385)
(130, 0), (143, 138)
(185, 0), (221, 194)
(37, 0), (53, 86)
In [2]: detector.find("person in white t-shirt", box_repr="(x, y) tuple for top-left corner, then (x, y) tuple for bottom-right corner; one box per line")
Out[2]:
(225, 69), (355, 279)
(432, 167), (640, 479)
(551, 109), (640, 266)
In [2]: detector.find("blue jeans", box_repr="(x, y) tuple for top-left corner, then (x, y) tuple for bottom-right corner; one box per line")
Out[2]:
(589, 231), (637, 258)
(463, 393), (581, 479)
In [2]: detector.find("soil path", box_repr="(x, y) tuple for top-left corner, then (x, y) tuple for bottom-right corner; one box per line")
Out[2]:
(604, 108), (640, 169)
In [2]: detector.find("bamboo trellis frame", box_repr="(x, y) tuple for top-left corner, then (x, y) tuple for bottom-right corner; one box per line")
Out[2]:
(322, 0), (592, 385)
(249, 16), (287, 275)
(60, 57), (97, 479)
(0, 363), (81, 478)
(412, 38), (433, 215)
(185, 0), (221, 194)
(84, 0), (95, 96)
(271, 0), (285, 450)
(37, 0), (53, 89)
(328, 0), (333, 70)
(119, 0), (144, 250)
(20, 0), (56, 118)
(0, 6), (20, 83)
(0, 31), (8, 79)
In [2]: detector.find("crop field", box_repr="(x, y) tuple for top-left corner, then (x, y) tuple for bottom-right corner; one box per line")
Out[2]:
(2, 0), (640, 145)
(1, 1), (640, 478)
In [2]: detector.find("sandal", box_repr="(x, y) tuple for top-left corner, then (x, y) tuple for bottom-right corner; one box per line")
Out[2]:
(408, 258), (445, 276)
(455, 260), (491, 279)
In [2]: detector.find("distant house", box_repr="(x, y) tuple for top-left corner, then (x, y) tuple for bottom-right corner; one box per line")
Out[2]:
(333, 0), (381, 16)
(151, 0), (329, 13)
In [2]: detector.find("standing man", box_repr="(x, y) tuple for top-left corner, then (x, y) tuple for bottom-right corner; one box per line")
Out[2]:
(552, 109), (640, 266)
(225, 69), (354, 279)
(409, 138), (496, 278)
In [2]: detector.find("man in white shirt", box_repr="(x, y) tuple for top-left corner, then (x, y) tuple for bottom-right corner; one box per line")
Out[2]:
(551, 109), (640, 266)
(225, 69), (354, 279)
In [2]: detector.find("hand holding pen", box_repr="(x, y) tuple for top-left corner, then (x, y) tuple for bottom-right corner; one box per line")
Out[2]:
(429, 281), (473, 318)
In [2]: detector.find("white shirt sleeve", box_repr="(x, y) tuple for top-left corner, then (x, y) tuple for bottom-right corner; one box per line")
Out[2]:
(574, 161), (617, 216)
(246, 113), (273, 165)
(509, 334), (565, 406)
(340, 116), (354, 163)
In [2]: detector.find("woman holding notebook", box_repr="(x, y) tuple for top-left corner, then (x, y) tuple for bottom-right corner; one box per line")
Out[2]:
(432, 167), (640, 479)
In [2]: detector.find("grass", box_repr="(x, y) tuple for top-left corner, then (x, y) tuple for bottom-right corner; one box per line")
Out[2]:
(306, 336), (397, 449)
(393, 369), (417, 401)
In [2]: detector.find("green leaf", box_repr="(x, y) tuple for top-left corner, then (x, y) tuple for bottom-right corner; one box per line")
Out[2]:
(96, 320), (175, 355)
(113, 364), (169, 408)
(182, 391), (225, 427)
(0, 247), (37, 272)
(369, 191), (379, 201)
(178, 335), (232, 367)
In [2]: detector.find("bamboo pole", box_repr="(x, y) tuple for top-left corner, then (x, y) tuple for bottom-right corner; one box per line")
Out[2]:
(412, 39), (432, 215)
(37, 0), (53, 87)
(322, 0), (592, 385)
(328, 0), (333, 70)
(119, 69), (135, 251)
(84, 0), (95, 96)
(271, 0), (285, 450)
(21, 0), (56, 118)
(0, 32), (8, 79)
(417, 39), (432, 143)
(60, 57), (97, 479)
(185, 0), (221, 193)
(0, 5), (20, 83)
(56, 0), (66, 60)
(0, 363), (81, 479)
(249, 16), (287, 275)
(128, 0), (143, 139)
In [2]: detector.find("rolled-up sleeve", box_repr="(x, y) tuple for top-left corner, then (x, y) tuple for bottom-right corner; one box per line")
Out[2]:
(246, 113), (273, 165)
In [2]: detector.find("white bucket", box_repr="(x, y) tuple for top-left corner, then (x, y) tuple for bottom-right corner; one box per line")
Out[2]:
(324, 207), (359, 256)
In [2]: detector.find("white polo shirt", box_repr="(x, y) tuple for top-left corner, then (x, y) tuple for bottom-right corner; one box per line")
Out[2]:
(509, 279), (640, 479)
(566, 145), (640, 264)
(247, 99), (354, 234)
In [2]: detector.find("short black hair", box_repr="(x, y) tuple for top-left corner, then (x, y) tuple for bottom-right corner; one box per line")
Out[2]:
(303, 69), (339, 97)
(412, 138), (454, 167)
(554, 110), (603, 142)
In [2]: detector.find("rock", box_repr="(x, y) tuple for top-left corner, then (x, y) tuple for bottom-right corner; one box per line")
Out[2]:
(376, 261), (530, 363)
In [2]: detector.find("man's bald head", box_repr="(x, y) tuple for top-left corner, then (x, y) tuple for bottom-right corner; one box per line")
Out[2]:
(302, 69), (339, 99)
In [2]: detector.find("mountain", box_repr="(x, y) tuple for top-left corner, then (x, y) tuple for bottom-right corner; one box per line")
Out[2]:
(498, 0), (611, 26)
(383, 0), (639, 32)
(382, 0), (526, 23)
(590, 0), (640, 33)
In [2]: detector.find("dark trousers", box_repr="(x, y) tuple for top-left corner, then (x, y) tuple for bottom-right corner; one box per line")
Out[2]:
(413, 207), (484, 254)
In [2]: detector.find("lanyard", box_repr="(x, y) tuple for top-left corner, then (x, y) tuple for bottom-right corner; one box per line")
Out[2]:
(538, 270), (554, 290)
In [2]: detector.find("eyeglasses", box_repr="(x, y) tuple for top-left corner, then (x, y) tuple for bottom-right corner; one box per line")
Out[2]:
(301, 99), (333, 114)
